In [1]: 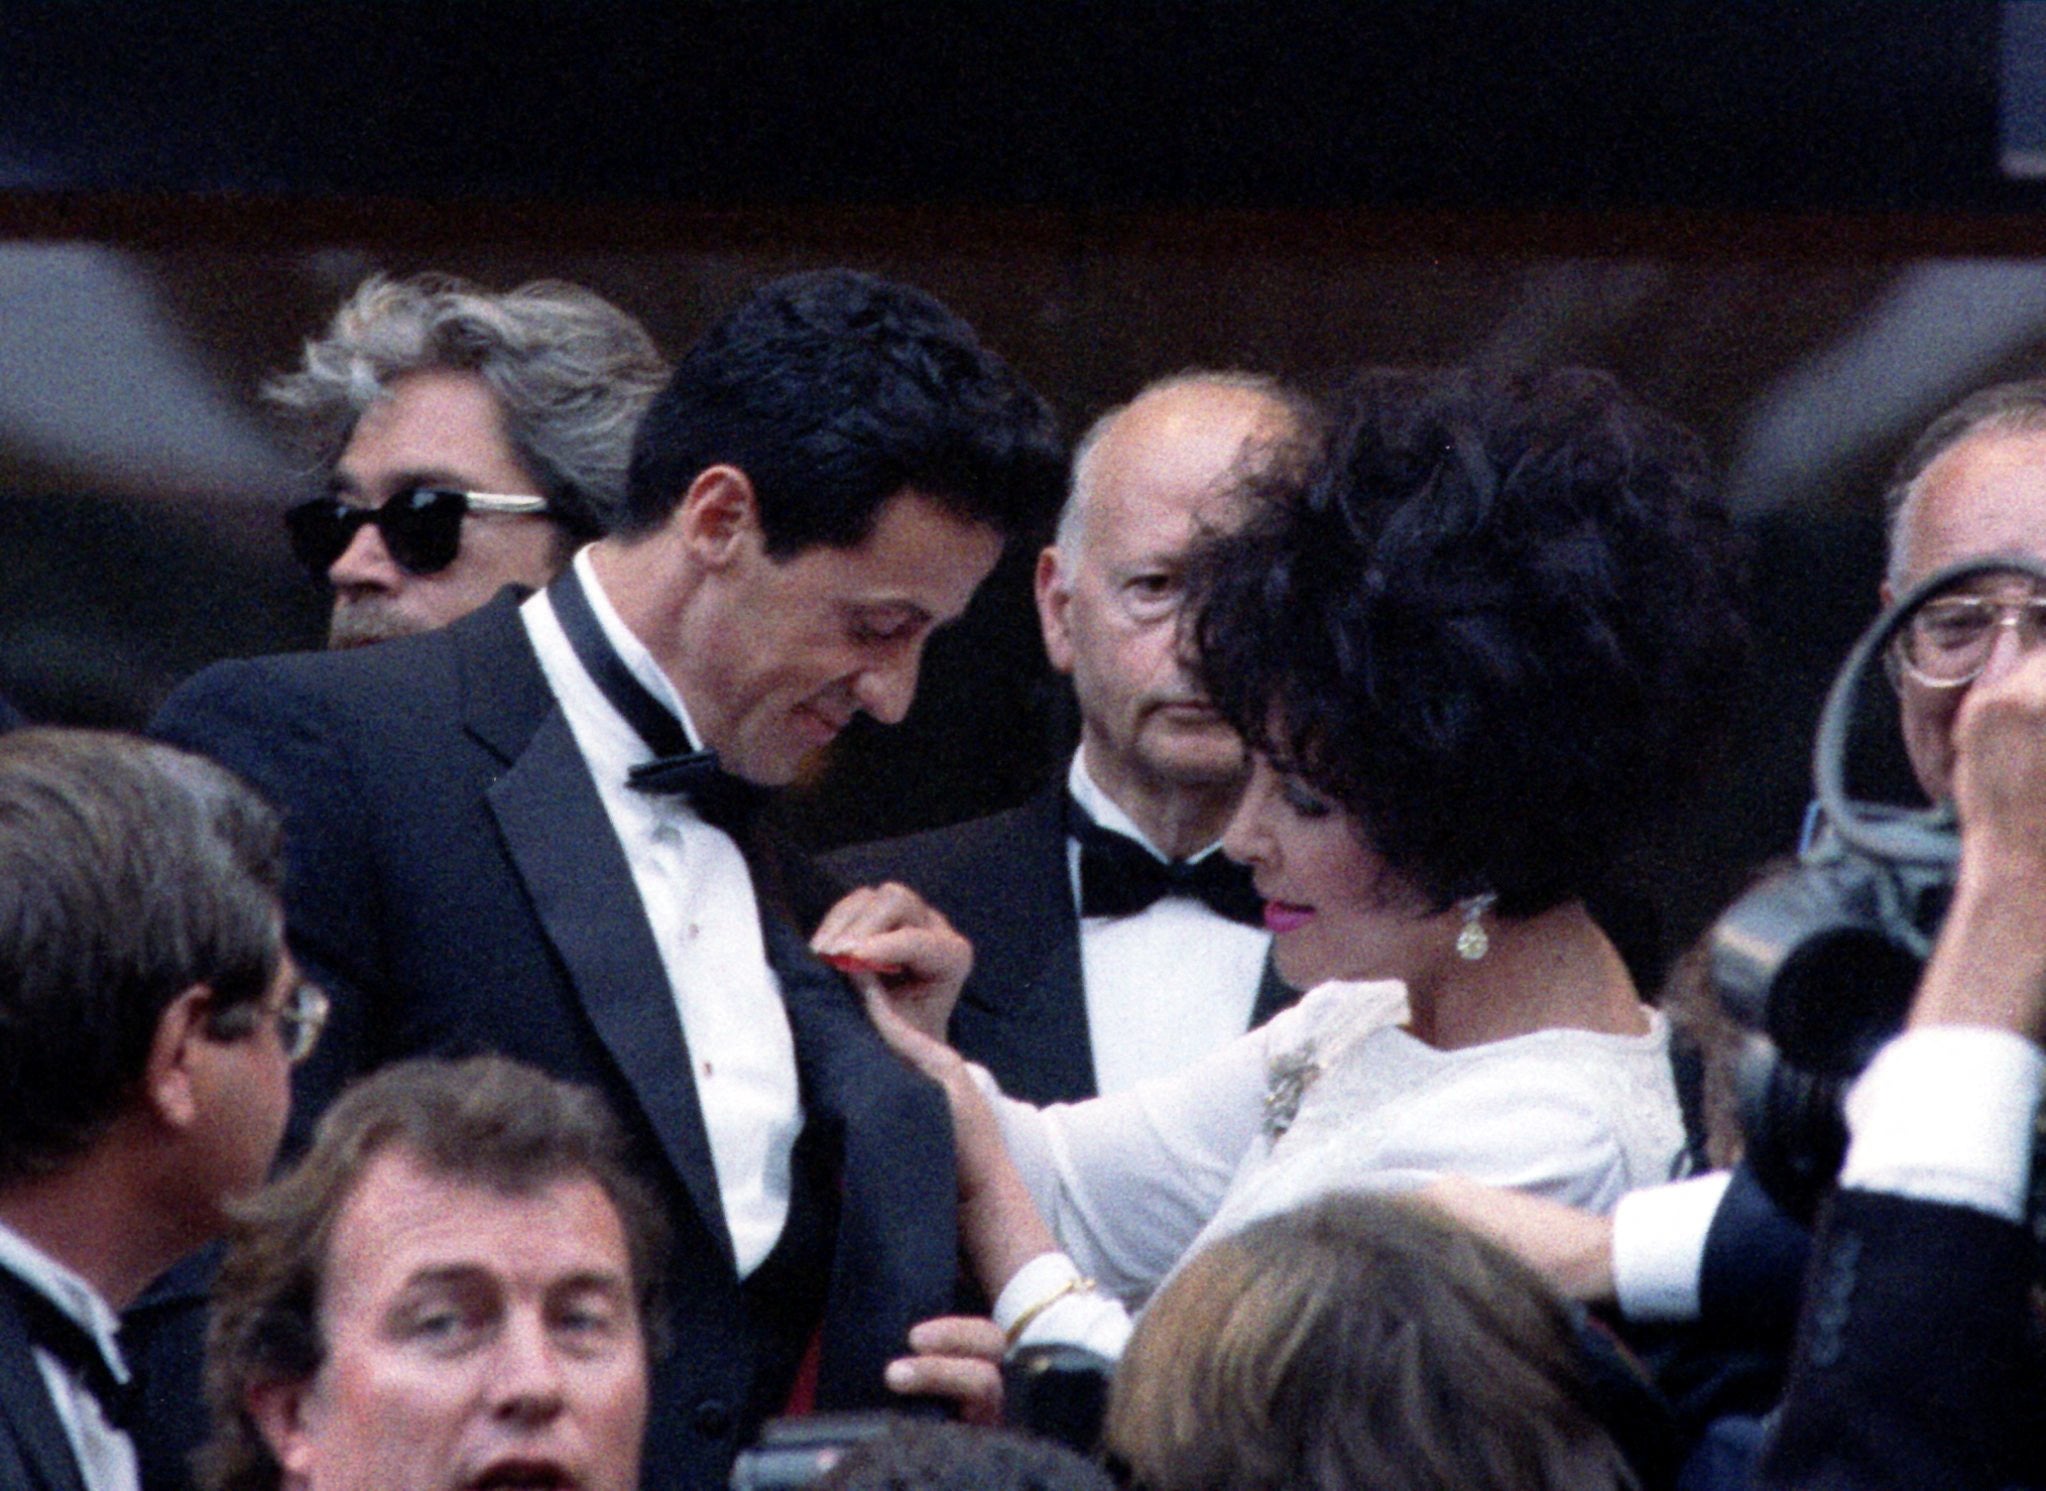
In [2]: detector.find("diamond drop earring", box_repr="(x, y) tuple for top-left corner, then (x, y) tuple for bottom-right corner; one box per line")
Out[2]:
(1455, 892), (1498, 961)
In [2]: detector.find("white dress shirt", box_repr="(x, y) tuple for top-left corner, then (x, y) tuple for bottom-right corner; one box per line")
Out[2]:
(0, 1221), (137, 1491)
(1066, 754), (1273, 1093)
(523, 549), (800, 1276)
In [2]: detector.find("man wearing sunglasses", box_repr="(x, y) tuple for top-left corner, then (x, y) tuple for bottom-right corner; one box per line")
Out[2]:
(269, 273), (668, 649)
(0, 729), (315, 1491)
(156, 268), (1064, 1491)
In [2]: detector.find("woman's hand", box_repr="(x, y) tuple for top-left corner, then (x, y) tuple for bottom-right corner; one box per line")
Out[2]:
(812, 881), (970, 1042)
(856, 979), (1063, 1302)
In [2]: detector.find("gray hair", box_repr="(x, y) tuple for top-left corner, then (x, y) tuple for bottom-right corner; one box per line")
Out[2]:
(1055, 369), (1314, 554)
(265, 273), (668, 538)
(1884, 378), (2046, 586)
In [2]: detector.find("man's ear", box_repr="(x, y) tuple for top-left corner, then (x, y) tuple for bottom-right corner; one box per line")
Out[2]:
(1034, 545), (1076, 674)
(246, 1378), (316, 1482)
(143, 984), (215, 1133)
(675, 466), (762, 568)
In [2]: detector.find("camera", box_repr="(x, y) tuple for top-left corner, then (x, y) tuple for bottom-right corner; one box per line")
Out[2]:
(1708, 555), (2043, 1220)
(727, 1344), (1115, 1489)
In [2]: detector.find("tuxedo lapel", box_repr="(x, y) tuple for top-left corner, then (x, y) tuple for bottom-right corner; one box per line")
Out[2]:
(769, 917), (955, 1404)
(465, 608), (735, 1273)
(961, 786), (1094, 1101)
(0, 1284), (88, 1491)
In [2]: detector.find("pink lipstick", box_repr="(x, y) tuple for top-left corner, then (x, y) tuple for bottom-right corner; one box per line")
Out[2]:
(1263, 901), (1314, 934)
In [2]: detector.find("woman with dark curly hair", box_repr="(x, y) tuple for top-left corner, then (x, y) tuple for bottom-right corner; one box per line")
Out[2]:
(868, 366), (1748, 1363)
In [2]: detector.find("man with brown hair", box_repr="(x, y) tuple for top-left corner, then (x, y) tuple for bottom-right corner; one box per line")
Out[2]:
(204, 1056), (665, 1491)
(0, 729), (313, 1491)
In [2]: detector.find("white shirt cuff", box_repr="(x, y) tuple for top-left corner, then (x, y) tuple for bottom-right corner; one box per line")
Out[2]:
(1612, 1170), (1733, 1323)
(1839, 1025), (2044, 1222)
(992, 1252), (1134, 1361)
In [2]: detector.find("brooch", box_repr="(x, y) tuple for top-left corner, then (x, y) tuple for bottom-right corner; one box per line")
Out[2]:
(1262, 1043), (1322, 1140)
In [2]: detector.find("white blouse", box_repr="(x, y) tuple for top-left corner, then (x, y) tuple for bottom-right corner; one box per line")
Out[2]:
(980, 978), (1685, 1322)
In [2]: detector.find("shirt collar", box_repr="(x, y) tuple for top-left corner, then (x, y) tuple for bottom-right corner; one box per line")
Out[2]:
(1067, 750), (1227, 865)
(0, 1219), (128, 1383)
(569, 545), (706, 752)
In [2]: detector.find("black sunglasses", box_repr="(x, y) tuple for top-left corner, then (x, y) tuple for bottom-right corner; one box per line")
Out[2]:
(285, 487), (551, 579)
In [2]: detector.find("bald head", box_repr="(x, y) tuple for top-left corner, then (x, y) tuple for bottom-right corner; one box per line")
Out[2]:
(1038, 372), (1308, 853)
(1058, 373), (1305, 556)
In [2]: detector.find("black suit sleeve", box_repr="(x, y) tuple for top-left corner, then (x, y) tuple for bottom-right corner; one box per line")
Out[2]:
(1754, 1189), (2036, 1491)
(152, 657), (380, 1141)
(1697, 1163), (1811, 1340)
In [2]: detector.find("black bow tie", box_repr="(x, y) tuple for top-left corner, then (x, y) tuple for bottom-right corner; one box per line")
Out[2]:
(547, 570), (761, 833)
(1068, 797), (1264, 926)
(626, 749), (762, 831)
(1, 1269), (135, 1433)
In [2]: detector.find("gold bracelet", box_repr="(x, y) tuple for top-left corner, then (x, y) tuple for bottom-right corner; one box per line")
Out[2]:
(1004, 1273), (1097, 1349)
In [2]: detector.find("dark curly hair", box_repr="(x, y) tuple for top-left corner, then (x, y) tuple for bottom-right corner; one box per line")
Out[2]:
(1191, 366), (1747, 918)
(625, 269), (1064, 554)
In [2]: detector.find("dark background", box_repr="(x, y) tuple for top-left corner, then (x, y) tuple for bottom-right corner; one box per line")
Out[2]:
(4, 0), (2043, 960)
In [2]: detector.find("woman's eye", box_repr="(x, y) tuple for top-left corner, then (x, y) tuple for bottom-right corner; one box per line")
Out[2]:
(1280, 780), (1332, 818)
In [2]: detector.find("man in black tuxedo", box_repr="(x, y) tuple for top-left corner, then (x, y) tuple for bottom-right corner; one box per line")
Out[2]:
(152, 270), (1064, 1491)
(0, 729), (308, 1491)
(830, 373), (1309, 1104)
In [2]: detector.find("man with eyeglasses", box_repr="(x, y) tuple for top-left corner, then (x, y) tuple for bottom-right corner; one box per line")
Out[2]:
(270, 273), (668, 649)
(155, 269), (1064, 1491)
(1882, 389), (2046, 800)
(0, 729), (318, 1491)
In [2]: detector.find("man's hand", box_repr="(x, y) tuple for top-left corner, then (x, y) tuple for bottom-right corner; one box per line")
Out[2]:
(1413, 1176), (1618, 1305)
(812, 881), (970, 1041)
(883, 1315), (1007, 1425)
(1915, 649), (2046, 1042)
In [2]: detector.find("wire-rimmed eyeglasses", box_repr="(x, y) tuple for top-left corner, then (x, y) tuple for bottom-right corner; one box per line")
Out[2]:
(1892, 588), (2046, 689)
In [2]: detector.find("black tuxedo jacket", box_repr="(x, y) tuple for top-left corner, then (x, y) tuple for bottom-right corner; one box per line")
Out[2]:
(1755, 1188), (2042, 1491)
(828, 782), (1296, 1105)
(0, 1276), (88, 1491)
(152, 590), (957, 1491)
